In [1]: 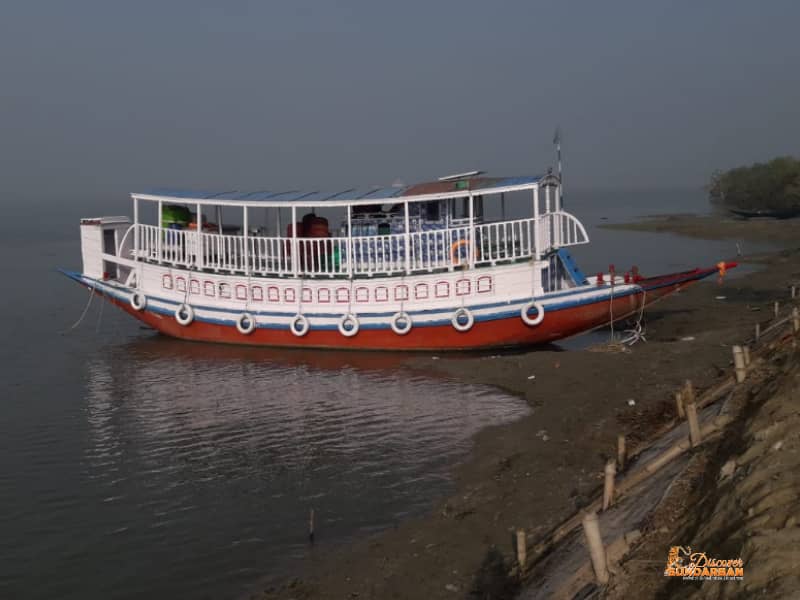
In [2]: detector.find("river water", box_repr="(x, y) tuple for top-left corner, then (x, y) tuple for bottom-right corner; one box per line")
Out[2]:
(0, 189), (766, 599)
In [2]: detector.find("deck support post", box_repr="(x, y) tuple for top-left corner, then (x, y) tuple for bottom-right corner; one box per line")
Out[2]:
(403, 202), (410, 275)
(291, 206), (299, 277)
(157, 199), (163, 262)
(468, 194), (475, 269)
(196, 202), (204, 270)
(243, 206), (249, 275)
(533, 186), (541, 261)
(133, 197), (139, 262)
(347, 205), (354, 278)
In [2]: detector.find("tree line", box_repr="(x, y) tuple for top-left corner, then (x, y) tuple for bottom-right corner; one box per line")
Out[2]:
(709, 156), (800, 217)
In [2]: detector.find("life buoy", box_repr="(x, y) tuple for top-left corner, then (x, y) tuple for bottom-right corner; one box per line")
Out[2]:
(520, 300), (545, 326)
(175, 303), (194, 326)
(451, 307), (474, 332)
(450, 239), (475, 266)
(338, 313), (360, 337)
(130, 292), (147, 311)
(290, 314), (309, 337)
(236, 312), (256, 335)
(390, 311), (412, 335)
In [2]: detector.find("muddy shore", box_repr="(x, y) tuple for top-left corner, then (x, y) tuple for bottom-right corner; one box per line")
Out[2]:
(257, 215), (800, 600)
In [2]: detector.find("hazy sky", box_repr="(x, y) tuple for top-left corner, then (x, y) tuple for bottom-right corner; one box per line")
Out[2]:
(1, 0), (799, 203)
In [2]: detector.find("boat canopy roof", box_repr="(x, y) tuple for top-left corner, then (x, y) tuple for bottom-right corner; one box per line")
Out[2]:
(132, 174), (553, 209)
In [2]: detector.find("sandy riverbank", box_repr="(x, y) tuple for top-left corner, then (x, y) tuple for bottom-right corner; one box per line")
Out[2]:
(256, 215), (800, 600)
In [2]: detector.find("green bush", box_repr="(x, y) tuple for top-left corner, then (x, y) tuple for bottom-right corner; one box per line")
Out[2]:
(709, 157), (800, 215)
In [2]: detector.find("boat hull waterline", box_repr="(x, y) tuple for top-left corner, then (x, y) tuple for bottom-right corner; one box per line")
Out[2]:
(63, 265), (730, 351)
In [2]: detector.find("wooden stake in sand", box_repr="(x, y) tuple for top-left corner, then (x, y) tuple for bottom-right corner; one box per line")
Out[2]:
(792, 285), (797, 300)
(793, 308), (800, 334)
(742, 345), (751, 367)
(582, 512), (609, 585)
(674, 390), (685, 419)
(686, 403), (701, 447)
(602, 460), (616, 510)
(516, 529), (527, 572)
(309, 508), (315, 543)
(732, 345), (746, 383)
(683, 380), (695, 405)
(774, 301), (780, 318)
(616, 434), (626, 470)
(755, 323), (761, 343)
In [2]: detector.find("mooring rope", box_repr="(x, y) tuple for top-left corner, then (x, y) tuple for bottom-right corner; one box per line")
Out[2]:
(61, 283), (97, 334)
(620, 288), (648, 345)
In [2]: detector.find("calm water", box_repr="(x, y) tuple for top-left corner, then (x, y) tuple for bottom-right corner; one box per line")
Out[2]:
(0, 189), (771, 599)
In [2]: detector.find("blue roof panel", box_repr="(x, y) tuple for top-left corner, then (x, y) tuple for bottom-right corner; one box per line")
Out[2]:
(139, 174), (543, 204)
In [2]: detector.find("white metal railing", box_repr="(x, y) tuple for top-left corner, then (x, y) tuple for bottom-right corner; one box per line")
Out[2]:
(133, 212), (588, 278)
(538, 211), (589, 251)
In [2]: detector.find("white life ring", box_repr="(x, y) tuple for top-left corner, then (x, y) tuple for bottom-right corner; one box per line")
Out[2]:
(175, 303), (194, 326)
(236, 312), (256, 335)
(390, 311), (413, 335)
(130, 292), (147, 311)
(451, 307), (474, 332)
(290, 314), (309, 337)
(338, 313), (360, 337)
(520, 300), (545, 326)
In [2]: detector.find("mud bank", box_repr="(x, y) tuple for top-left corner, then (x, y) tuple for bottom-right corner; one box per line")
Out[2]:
(256, 216), (800, 600)
(602, 328), (800, 600)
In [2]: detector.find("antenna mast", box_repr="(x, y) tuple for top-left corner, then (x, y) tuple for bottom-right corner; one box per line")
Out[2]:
(553, 127), (564, 208)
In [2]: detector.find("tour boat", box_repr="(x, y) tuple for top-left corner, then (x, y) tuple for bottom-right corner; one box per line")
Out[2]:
(62, 171), (734, 350)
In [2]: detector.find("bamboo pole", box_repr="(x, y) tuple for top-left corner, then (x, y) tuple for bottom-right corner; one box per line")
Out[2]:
(674, 390), (685, 419)
(793, 308), (799, 333)
(620, 415), (732, 493)
(543, 416), (734, 555)
(602, 460), (616, 510)
(516, 529), (527, 572)
(685, 403), (701, 447)
(582, 512), (609, 585)
(732, 345), (747, 383)
(683, 380), (695, 405)
(617, 434), (626, 470)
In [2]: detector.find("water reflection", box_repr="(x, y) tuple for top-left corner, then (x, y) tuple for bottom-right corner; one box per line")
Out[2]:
(78, 338), (529, 600)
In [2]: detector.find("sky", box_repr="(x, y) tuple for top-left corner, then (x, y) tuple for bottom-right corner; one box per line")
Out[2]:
(1, 0), (799, 205)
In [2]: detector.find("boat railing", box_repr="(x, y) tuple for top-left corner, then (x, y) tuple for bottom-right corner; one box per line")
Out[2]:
(132, 213), (587, 278)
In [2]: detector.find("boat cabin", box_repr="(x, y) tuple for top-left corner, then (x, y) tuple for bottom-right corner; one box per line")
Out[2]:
(81, 171), (589, 294)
